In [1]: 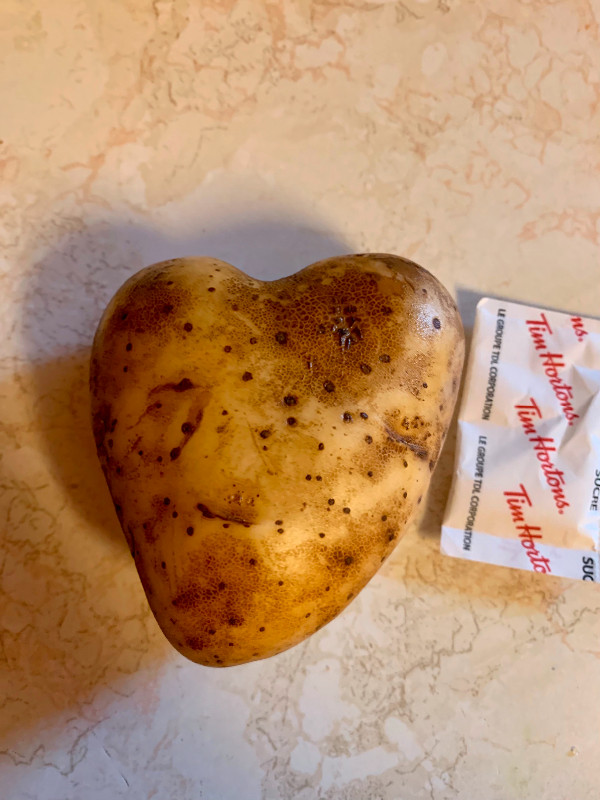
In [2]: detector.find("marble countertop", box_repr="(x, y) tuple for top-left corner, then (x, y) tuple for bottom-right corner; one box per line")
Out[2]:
(2, 1), (600, 798)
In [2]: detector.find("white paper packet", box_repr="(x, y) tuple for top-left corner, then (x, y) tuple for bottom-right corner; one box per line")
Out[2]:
(441, 297), (600, 582)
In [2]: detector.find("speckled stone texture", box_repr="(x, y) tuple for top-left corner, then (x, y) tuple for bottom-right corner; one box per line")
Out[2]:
(1, 1), (599, 798)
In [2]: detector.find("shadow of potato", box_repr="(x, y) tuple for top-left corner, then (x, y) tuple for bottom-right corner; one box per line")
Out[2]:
(0, 355), (168, 752)
(1, 211), (354, 749)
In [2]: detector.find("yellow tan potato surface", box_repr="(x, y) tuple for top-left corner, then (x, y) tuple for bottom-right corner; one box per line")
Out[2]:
(90, 254), (464, 667)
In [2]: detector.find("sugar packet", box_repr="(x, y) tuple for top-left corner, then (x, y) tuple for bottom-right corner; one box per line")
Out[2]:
(441, 297), (600, 582)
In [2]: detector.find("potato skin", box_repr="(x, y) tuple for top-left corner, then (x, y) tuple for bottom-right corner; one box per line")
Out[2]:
(90, 254), (464, 667)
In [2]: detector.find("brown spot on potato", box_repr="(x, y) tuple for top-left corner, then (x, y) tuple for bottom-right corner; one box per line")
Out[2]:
(384, 425), (429, 459)
(197, 503), (215, 518)
(150, 378), (194, 394)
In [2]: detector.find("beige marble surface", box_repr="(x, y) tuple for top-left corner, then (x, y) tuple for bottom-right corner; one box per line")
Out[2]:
(1, 1), (600, 798)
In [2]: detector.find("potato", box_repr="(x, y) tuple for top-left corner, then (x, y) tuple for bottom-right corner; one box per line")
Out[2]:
(90, 254), (464, 667)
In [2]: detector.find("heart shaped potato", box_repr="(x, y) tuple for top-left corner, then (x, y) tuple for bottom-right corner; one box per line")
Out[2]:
(90, 254), (464, 667)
